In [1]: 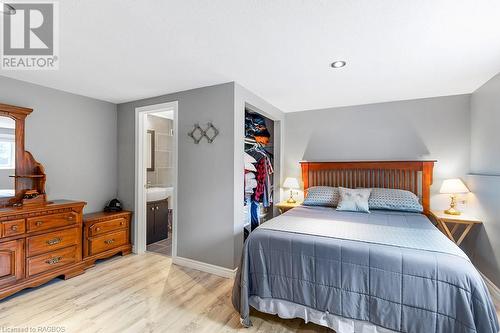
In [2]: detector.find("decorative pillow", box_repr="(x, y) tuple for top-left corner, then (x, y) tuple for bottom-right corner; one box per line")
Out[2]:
(368, 188), (423, 213)
(336, 187), (371, 213)
(303, 186), (339, 207)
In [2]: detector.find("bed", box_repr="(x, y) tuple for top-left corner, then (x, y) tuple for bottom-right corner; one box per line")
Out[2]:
(233, 161), (499, 333)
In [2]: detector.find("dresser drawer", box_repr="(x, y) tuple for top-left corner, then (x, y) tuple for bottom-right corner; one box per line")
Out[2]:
(27, 212), (78, 233)
(27, 246), (77, 277)
(89, 217), (128, 237)
(27, 228), (79, 257)
(89, 230), (127, 255)
(2, 219), (26, 237)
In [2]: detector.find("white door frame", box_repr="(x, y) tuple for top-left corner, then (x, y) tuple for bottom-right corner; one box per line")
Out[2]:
(134, 101), (178, 257)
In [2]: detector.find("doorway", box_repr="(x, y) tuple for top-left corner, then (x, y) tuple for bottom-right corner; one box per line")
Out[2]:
(134, 101), (178, 258)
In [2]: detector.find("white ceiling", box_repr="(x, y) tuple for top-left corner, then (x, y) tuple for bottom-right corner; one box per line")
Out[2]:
(1, 0), (500, 112)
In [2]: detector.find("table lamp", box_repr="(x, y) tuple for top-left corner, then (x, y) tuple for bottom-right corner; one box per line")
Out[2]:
(283, 177), (300, 203)
(440, 178), (470, 215)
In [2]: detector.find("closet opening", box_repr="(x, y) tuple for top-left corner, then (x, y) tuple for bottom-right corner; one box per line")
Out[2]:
(244, 108), (275, 241)
(134, 101), (178, 257)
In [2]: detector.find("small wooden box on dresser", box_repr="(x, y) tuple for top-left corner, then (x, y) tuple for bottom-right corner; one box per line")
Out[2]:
(82, 211), (132, 268)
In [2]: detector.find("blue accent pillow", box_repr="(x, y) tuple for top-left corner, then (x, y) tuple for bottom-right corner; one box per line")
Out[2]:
(368, 188), (423, 213)
(303, 186), (339, 207)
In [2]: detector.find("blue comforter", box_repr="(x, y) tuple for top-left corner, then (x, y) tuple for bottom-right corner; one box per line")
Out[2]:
(232, 206), (499, 333)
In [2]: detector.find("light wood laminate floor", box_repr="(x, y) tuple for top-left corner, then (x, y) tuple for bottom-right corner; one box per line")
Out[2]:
(0, 253), (498, 333)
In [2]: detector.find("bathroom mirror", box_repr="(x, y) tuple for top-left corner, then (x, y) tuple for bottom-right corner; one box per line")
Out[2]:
(146, 130), (155, 172)
(0, 116), (15, 198)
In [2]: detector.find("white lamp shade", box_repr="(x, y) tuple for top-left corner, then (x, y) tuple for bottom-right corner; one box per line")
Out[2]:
(283, 177), (300, 189)
(440, 178), (470, 194)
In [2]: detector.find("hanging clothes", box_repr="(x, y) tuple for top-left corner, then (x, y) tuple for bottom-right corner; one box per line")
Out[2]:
(244, 110), (274, 235)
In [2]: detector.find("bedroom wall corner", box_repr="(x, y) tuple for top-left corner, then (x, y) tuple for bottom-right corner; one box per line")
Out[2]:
(466, 72), (500, 287)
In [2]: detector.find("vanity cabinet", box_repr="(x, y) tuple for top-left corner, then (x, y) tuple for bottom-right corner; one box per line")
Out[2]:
(147, 199), (168, 244)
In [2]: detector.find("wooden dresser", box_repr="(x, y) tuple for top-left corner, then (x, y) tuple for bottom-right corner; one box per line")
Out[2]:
(0, 102), (134, 300)
(83, 211), (132, 268)
(0, 200), (86, 300)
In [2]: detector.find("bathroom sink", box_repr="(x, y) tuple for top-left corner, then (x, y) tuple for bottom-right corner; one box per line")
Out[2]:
(146, 187), (173, 202)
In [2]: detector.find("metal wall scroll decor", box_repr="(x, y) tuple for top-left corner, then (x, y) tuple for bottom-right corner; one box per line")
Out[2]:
(188, 122), (219, 144)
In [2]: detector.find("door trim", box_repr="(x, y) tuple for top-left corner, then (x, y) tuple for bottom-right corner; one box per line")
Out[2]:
(134, 101), (178, 257)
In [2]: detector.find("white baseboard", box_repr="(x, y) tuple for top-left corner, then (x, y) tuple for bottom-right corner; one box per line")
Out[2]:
(173, 256), (237, 279)
(479, 271), (500, 304)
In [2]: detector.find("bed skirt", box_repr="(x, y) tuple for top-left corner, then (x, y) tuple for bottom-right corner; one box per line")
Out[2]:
(249, 296), (396, 333)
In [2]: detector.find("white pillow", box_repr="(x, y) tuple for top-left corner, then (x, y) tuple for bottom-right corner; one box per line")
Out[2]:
(336, 187), (372, 213)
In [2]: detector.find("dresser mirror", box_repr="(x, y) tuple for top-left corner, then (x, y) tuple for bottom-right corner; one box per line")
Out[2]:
(0, 116), (16, 199)
(0, 103), (47, 207)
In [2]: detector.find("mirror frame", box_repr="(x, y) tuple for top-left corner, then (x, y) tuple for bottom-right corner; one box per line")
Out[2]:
(0, 103), (46, 207)
(147, 130), (155, 172)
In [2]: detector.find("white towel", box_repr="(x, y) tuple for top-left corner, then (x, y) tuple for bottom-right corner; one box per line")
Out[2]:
(244, 152), (257, 164)
(245, 162), (257, 172)
(245, 179), (257, 190)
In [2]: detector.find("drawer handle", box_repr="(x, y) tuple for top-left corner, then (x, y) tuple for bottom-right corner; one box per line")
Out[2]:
(120, 222), (124, 226)
(35, 221), (43, 227)
(95, 227), (101, 232)
(67, 216), (74, 221)
(46, 237), (62, 245)
(45, 256), (63, 265)
(11, 225), (18, 231)
(104, 239), (115, 245)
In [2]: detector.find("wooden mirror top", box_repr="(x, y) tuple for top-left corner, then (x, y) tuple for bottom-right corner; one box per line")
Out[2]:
(0, 103), (47, 208)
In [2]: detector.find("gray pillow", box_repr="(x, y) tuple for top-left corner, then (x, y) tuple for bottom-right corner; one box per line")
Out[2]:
(336, 187), (371, 213)
(368, 188), (423, 213)
(303, 186), (339, 207)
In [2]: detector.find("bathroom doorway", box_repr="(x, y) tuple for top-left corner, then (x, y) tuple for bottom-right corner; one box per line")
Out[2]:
(134, 102), (178, 258)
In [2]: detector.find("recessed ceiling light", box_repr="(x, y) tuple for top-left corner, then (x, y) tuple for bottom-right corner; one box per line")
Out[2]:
(331, 61), (346, 68)
(1, 2), (16, 15)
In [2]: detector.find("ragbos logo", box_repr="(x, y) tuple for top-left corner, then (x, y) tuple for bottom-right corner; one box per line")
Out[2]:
(1, 1), (59, 70)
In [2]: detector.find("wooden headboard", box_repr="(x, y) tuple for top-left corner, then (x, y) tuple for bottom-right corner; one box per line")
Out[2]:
(300, 161), (436, 214)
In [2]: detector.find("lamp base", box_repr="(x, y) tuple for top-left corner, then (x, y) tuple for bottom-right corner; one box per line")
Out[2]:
(287, 197), (296, 204)
(444, 195), (461, 215)
(444, 207), (461, 215)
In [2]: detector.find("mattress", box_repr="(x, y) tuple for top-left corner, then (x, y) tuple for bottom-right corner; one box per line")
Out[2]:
(232, 206), (499, 333)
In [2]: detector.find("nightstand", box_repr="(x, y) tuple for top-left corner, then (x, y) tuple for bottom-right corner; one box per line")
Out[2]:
(430, 210), (482, 246)
(276, 201), (302, 214)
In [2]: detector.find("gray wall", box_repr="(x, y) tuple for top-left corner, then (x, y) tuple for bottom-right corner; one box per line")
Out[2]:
(118, 82), (285, 270)
(0, 76), (117, 213)
(467, 73), (500, 286)
(118, 82), (237, 269)
(284, 94), (471, 208)
(471, 74), (500, 175)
